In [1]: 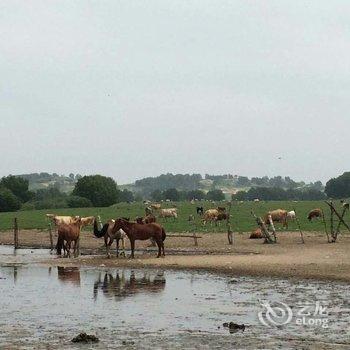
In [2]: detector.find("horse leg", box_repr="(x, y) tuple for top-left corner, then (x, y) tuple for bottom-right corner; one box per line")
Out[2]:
(104, 235), (111, 258)
(156, 240), (161, 258)
(120, 236), (126, 257)
(74, 238), (80, 258)
(116, 238), (119, 258)
(107, 238), (113, 258)
(130, 239), (135, 259)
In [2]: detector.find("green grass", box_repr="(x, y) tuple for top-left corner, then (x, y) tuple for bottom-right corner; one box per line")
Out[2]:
(0, 200), (343, 234)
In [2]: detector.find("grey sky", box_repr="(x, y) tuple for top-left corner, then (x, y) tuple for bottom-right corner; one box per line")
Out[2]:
(1, 1), (349, 184)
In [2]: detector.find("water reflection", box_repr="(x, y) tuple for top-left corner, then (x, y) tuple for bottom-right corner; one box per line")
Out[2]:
(93, 270), (166, 301)
(57, 266), (81, 286)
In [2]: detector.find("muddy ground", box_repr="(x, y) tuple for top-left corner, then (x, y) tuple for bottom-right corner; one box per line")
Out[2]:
(1, 229), (350, 282)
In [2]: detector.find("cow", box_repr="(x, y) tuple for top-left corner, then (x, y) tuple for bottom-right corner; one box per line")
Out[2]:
(202, 209), (219, 225)
(307, 208), (323, 221)
(159, 208), (178, 220)
(151, 203), (161, 210)
(217, 207), (226, 212)
(249, 228), (263, 239)
(80, 216), (95, 227)
(264, 209), (288, 229)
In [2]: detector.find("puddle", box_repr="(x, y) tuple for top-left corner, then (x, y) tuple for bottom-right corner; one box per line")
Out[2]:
(0, 247), (349, 349)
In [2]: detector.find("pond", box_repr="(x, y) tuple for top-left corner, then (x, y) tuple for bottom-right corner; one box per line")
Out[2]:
(0, 247), (349, 349)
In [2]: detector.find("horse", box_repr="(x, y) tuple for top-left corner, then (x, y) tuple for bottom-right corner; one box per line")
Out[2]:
(307, 208), (323, 221)
(196, 206), (204, 215)
(112, 218), (166, 258)
(56, 218), (81, 258)
(93, 218), (126, 258)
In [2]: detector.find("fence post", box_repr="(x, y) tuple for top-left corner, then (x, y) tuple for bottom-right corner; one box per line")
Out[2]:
(193, 232), (198, 246)
(14, 217), (19, 249)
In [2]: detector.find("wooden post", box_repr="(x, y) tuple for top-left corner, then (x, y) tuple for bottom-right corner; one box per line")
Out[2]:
(325, 201), (350, 242)
(330, 202), (334, 241)
(48, 222), (54, 251)
(193, 232), (198, 246)
(227, 200), (234, 245)
(293, 208), (305, 244)
(251, 211), (275, 244)
(14, 217), (19, 249)
(267, 215), (277, 243)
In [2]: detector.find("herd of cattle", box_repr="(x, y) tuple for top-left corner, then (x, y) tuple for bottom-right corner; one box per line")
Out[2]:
(45, 205), (324, 259)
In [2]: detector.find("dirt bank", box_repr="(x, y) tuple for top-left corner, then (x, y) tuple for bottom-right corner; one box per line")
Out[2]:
(1, 229), (350, 282)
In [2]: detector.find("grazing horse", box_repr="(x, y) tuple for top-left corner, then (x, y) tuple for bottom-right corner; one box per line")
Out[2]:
(307, 208), (323, 221)
(196, 206), (204, 215)
(264, 209), (288, 229)
(112, 218), (166, 258)
(158, 208), (177, 221)
(93, 219), (126, 258)
(56, 218), (81, 258)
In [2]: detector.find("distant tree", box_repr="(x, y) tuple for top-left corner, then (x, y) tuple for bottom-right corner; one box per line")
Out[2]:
(206, 189), (225, 201)
(325, 172), (350, 198)
(67, 195), (92, 208)
(117, 189), (134, 203)
(0, 187), (21, 212)
(236, 176), (250, 187)
(163, 188), (180, 201)
(0, 175), (33, 202)
(151, 189), (163, 202)
(186, 190), (205, 200)
(73, 175), (118, 207)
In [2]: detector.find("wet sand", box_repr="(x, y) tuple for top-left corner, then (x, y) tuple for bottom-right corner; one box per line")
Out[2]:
(1, 229), (350, 282)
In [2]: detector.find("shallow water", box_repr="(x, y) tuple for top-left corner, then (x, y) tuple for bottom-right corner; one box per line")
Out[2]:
(0, 247), (349, 349)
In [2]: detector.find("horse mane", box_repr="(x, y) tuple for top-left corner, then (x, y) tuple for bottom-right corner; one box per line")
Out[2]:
(93, 220), (109, 238)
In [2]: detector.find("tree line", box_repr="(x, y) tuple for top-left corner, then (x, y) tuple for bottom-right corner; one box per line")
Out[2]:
(150, 188), (225, 202)
(0, 175), (135, 212)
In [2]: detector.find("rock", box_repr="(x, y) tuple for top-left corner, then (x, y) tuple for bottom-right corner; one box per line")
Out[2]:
(71, 333), (99, 343)
(223, 322), (245, 332)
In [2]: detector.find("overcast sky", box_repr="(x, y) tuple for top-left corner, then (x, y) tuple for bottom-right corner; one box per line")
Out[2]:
(1, 1), (349, 184)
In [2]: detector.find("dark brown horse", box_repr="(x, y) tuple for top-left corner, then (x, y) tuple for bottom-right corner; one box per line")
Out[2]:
(56, 218), (81, 258)
(112, 218), (166, 258)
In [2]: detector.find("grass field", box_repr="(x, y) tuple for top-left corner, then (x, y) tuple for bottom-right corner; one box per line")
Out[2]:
(0, 200), (345, 234)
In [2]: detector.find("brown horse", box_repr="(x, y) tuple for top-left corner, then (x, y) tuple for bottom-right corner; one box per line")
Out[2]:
(112, 218), (166, 258)
(56, 218), (81, 258)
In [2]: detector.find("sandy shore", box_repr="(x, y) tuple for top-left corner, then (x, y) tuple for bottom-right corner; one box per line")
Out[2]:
(1, 229), (350, 282)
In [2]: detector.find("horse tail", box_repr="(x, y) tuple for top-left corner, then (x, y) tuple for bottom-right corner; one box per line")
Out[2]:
(162, 227), (166, 241)
(56, 235), (64, 255)
(93, 220), (109, 238)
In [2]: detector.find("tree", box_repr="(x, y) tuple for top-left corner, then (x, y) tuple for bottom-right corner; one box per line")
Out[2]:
(73, 175), (118, 207)
(206, 189), (225, 201)
(116, 189), (134, 203)
(325, 172), (350, 198)
(0, 175), (33, 202)
(186, 190), (205, 200)
(151, 190), (163, 202)
(67, 195), (92, 208)
(0, 187), (21, 212)
(163, 188), (180, 201)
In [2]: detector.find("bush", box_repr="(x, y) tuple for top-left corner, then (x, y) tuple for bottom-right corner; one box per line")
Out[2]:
(0, 188), (21, 212)
(67, 195), (93, 208)
(206, 189), (225, 201)
(73, 175), (118, 207)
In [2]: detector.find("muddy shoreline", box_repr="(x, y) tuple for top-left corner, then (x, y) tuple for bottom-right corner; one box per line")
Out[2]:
(1, 229), (349, 283)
